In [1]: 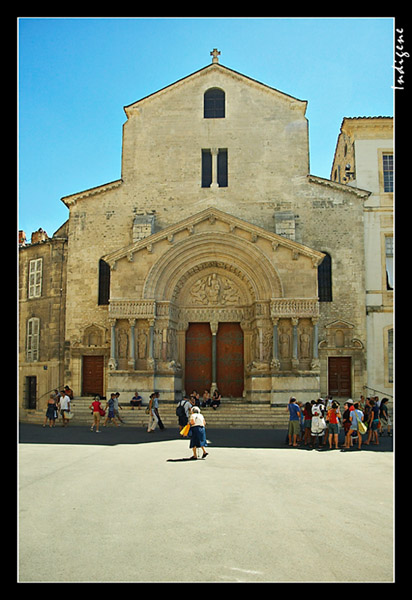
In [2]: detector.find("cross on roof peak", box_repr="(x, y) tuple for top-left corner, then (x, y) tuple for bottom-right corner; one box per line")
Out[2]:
(210, 48), (221, 63)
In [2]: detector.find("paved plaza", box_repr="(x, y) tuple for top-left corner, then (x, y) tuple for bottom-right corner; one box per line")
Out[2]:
(18, 424), (394, 583)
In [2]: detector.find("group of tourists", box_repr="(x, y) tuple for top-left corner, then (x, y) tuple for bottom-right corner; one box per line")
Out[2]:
(43, 386), (74, 428)
(287, 394), (392, 450)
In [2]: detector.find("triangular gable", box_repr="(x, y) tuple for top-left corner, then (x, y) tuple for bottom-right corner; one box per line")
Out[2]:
(124, 62), (307, 117)
(102, 206), (324, 267)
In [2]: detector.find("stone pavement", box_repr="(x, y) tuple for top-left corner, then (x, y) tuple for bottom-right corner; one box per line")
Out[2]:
(18, 424), (394, 583)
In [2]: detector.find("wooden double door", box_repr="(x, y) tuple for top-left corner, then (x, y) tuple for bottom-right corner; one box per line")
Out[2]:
(185, 322), (244, 397)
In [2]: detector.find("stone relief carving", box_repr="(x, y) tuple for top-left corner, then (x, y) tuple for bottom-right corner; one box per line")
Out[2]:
(189, 273), (241, 306)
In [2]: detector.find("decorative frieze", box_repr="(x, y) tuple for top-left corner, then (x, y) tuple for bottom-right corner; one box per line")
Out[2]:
(109, 299), (156, 319)
(270, 298), (319, 318)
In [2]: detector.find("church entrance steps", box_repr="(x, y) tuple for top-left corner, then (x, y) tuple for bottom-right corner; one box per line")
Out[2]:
(20, 396), (291, 429)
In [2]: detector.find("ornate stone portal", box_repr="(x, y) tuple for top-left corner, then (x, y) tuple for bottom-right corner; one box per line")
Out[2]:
(103, 207), (324, 404)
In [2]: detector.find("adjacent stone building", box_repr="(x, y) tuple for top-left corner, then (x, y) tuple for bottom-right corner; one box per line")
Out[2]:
(331, 117), (394, 399)
(20, 52), (391, 414)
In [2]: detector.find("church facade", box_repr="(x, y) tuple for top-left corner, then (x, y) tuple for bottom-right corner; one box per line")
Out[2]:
(19, 52), (378, 410)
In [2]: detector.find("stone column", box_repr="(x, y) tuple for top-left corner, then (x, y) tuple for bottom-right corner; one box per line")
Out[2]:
(108, 319), (118, 370)
(311, 317), (320, 370)
(210, 148), (219, 189)
(291, 317), (299, 370)
(128, 319), (136, 369)
(271, 317), (280, 370)
(210, 321), (218, 389)
(147, 319), (155, 369)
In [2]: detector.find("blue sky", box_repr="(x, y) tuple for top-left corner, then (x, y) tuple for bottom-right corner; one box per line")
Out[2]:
(18, 17), (394, 238)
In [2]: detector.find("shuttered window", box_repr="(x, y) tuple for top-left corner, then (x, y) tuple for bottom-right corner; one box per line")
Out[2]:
(28, 258), (42, 298)
(26, 317), (40, 362)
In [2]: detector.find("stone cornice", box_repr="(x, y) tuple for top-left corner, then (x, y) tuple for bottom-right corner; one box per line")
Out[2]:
(102, 206), (325, 268)
(61, 179), (123, 207)
(307, 174), (371, 198)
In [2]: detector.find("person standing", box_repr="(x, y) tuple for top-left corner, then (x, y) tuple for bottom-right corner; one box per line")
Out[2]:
(287, 397), (301, 447)
(43, 394), (57, 428)
(327, 401), (341, 449)
(311, 398), (326, 447)
(303, 402), (312, 446)
(379, 398), (392, 436)
(344, 402), (364, 450)
(365, 398), (380, 446)
(59, 389), (71, 427)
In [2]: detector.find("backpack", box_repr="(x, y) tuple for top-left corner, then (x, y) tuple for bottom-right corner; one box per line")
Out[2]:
(176, 400), (187, 417)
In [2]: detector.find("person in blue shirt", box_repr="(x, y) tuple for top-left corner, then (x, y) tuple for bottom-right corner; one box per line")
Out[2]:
(287, 397), (301, 447)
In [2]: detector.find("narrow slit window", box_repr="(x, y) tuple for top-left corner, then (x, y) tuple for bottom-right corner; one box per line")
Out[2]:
(318, 252), (332, 302)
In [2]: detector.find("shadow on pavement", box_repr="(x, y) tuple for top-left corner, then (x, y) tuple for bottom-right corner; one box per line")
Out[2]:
(18, 423), (393, 452)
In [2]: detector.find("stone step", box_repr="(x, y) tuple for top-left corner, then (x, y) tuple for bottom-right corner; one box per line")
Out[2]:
(20, 396), (290, 429)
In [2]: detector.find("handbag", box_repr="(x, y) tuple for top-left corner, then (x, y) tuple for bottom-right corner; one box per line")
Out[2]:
(99, 408), (106, 416)
(358, 420), (367, 435)
(65, 411), (74, 420)
(180, 423), (191, 436)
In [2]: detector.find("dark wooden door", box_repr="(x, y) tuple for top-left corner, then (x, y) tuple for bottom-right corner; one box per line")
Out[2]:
(25, 376), (37, 409)
(185, 323), (212, 394)
(217, 322), (244, 397)
(82, 355), (104, 397)
(328, 357), (351, 397)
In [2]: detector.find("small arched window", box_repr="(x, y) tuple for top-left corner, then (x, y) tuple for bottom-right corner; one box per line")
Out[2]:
(318, 252), (332, 302)
(204, 88), (225, 118)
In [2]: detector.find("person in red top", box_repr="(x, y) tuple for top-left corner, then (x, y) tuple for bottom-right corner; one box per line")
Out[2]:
(89, 396), (103, 433)
(327, 401), (341, 449)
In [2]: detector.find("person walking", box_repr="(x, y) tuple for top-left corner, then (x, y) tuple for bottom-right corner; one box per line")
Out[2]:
(176, 395), (192, 432)
(147, 393), (159, 432)
(114, 392), (125, 423)
(188, 406), (208, 459)
(153, 391), (165, 430)
(89, 396), (103, 433)
(104, 393), (119, 427)
(287, 397), (301, 447)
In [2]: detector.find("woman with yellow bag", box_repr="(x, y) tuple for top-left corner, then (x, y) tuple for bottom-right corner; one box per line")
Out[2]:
(188, 406), (208, 460)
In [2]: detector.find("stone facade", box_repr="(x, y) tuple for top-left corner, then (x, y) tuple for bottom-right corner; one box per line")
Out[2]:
(19, 55), (376, 412)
